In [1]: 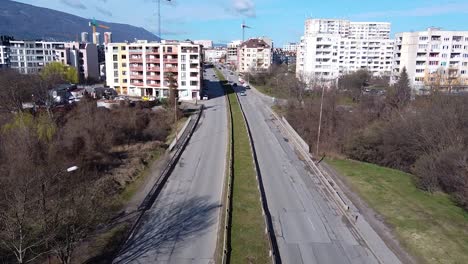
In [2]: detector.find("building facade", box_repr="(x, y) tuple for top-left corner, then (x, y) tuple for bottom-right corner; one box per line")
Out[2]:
(227, 40), (242, 68)
(204, 48), (227, 63)
(297, 19), (393, 83)
(0, 45), (9, 68)
(393, 28), (468, 91)
(62, 42), (99, 81)
(9, 41), (66, 74)
(238, 38), (272, 73)
(273, 49), (296, 67)
(283, 42), (298, 52)
(81, 32), (89, 43)
(104, 32), (112, 45)
(194, 40), (213, 49)
(105, 40), (203, 100)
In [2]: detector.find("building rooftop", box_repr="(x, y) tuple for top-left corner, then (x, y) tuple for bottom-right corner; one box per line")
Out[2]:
(240, 38), (270, 49)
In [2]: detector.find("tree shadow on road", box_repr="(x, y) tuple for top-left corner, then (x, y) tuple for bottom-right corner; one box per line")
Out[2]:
(113, 196), (220, 263)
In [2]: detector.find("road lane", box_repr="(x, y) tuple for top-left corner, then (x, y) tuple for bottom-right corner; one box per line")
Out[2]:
(114, 67), (227, 264)
(219, 66), (391, 264)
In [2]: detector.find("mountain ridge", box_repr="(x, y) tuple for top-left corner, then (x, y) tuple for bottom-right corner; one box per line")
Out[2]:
(0, 0), (159, 42)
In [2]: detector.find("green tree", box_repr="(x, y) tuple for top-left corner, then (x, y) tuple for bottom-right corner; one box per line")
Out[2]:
(338, 69), (370, 102)
(386, 67), (411, 109)
(41, 62), (78, 84)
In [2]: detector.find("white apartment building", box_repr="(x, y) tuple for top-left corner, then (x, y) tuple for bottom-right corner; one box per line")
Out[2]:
(283, 42), (298, 52)
(393, 27), (468, 90)
(0, 45), (9, 68)
(227, 40), (242, 67)
(9, 40), (98, 81)
(9, 41), (66, 74)
(238, 38), (272, 73)
(204, 48), (227, 62)
(297, 19), (393, 83)
(105, 40), (203, 100)
(194, 40), (213, 49)
(60, 42), (99, 81)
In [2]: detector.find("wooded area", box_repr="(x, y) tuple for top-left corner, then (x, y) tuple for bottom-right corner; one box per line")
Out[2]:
(0, 69), (176, 263)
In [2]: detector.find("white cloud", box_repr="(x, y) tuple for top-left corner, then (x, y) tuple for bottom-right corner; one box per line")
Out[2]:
(231, 0), (256, 18)
(60, 0), (86, 10)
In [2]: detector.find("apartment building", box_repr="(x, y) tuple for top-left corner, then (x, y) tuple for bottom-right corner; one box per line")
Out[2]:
(9, 41), (66, 74)
(297, 19), (393, 83)
(60, 42), (99, 81)
(238, 38), (272, 73)
(227, 40), (242, 67)
(0, 45), (9, 68)
(194, 40), (213, 49)
(105, 40), (203, 100)
(393, 27), (468, 90)
(104, 32), (113, 45)
(9, 40), (98, 81)
(283, 42), (298, 52)
(204, 48), (227, 62)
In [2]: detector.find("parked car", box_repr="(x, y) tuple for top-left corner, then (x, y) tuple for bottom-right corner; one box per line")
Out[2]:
(202, 95), (209, 100)
(240, 91), (246, 96)
(245, 85), (250, 89)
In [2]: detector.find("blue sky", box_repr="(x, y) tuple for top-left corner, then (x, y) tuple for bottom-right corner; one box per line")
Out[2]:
(14, 0), (468, 46)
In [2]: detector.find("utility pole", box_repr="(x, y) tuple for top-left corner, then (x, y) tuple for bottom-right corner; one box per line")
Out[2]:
(316, 83), (325, 157)
(158, 0), (171, 41)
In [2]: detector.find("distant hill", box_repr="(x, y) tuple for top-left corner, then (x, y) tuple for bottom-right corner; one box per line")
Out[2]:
(0, 0), (159, 42)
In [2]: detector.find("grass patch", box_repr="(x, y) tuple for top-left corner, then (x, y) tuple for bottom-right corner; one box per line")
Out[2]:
(327, 159), (468, 264)
(216, 69), (271, 264)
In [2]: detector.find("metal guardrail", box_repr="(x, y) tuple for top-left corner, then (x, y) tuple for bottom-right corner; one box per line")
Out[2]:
(114, 104), (204, 259)
(267, 108), (386, 264)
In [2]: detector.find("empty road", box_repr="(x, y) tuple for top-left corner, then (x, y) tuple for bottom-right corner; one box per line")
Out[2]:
(220, 66), (399, 264)
(114, 67), (227, 264)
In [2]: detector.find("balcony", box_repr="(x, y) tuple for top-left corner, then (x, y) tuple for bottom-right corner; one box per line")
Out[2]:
(129, 49), (143, 53)
(165, 67), (178, 73)
(130, 74), (144, 79)
(129, 57), (143, 62)
(146, 58), (160, 63)
(130, 66), (143, 71)
(147, 75), (161, 80)
(164, 58), (178, 64)
(147, 67), (161, 72)
(146, 48), (160, 54)
(131, 82), (144, 86)
(147, 82), (161, 87)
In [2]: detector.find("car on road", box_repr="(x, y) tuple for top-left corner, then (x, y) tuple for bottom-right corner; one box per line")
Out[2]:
(202, 95), (209, 100)
(245, 85), (250, 89)
(240, 91), (246, 96)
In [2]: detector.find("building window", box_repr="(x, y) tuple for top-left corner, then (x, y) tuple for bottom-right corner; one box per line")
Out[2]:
(181, 55), (186, 62)
(181, 64), (186, 71)
(122, 55), (127, 59)
(113, 55), (118, 61)
(113, 62), (118, 68)
(419, 36), (428, 41)
(181, 81), (186, 86)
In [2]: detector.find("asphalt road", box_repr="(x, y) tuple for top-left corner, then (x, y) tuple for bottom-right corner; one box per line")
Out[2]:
(114, 67), (228, 264)
(219, 66), (393, 264)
